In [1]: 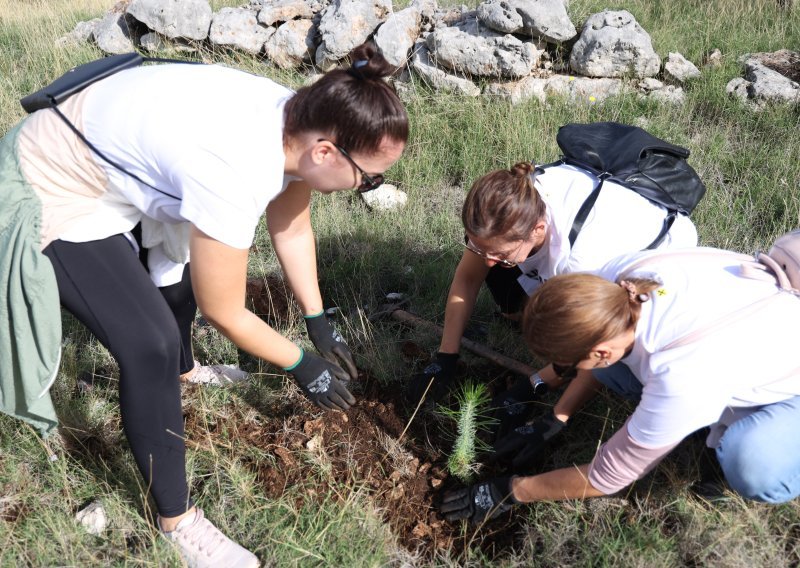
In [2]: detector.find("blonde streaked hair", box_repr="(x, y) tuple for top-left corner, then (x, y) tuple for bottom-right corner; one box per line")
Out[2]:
(522, 273), (660, 365)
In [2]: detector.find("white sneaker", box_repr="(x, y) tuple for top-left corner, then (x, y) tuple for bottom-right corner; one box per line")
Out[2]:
(160, 508), (259, 568)
(183, 361), (249, 386)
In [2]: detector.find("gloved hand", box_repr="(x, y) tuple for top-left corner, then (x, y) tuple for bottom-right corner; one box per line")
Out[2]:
(440, 476), (519, 524)
(488, 413), (567, 472)
(491, 373), (548, 440)
(405, 352), (459, 406)
(285, 350), (356, 411)
(305, 312), (357, 381)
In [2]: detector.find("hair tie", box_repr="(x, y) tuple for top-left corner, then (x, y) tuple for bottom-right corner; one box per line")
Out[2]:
(619, 280), (649, 303)
(353, 59), (368, 69)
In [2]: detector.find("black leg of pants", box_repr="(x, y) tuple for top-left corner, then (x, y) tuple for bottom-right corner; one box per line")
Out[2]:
(484, 264), (529, 315)
(159, 265), (197, 375)
(43, 235), (191, 517)
(130, 223), (196, 375)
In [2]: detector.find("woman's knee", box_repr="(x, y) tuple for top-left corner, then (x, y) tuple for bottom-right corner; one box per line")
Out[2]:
(718, 429), (800, 504)
(114, 322), (182, 380)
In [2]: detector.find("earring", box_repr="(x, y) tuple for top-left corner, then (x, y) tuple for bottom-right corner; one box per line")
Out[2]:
(603, 359), (610, 367)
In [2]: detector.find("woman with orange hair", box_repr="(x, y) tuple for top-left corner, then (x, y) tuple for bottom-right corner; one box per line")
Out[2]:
(440, 247), (800, 523)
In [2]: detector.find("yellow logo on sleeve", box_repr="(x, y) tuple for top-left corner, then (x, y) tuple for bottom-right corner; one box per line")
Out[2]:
(657, 288), (667, 296)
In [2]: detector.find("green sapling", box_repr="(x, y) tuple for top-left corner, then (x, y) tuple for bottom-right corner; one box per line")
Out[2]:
(442, 381), (494, 483)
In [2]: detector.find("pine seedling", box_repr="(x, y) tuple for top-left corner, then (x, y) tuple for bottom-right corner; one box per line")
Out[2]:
(440, 381), (494, 483)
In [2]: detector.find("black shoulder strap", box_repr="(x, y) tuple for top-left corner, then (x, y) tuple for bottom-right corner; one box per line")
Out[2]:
(25, 54), (201, 201)
(644, 212), (676, 250)
(568, 174), (608, 247)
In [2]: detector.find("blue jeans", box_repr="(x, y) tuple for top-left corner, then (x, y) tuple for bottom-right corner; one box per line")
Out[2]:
(593, 363), (800, 504)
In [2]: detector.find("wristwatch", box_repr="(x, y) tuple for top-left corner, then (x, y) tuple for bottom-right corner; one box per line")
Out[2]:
(529, 372), (549, 395)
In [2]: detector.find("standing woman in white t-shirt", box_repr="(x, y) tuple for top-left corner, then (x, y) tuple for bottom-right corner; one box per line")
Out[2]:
(3, 43), (407, 566)
(439, 249), (800, 524)
(407, 161), (698, 412)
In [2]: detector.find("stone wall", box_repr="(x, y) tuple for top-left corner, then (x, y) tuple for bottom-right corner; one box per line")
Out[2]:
(58, 0), (799, 108)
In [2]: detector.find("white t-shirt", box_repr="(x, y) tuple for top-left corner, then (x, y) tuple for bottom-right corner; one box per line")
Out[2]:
(598, 249), (800, 449)
(515, 164), (698, 295)
(59, 63), (296, 251)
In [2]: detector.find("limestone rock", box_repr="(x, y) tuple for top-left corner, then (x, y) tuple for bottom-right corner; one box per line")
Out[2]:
(664, 52), (701, 84)
(265, 19), (316, 68)
(210, 7), (274, 54)
(257, 0), (318, 26)
(56, 18), (100, 48)
(485, 74), (627, 104)
(478, 0), (576, 43)
(569, 10), (660, 78)
(127, 0), (213, 41)
(315, 0), (392, 66)
(75, 501), (107, 536)
(410, 40), (481, 96)
(360, 184), (408, 211)
(484, 76), (548, 103)
(375, 6), (422, 68)
(426, 16), (542, 79)
(93, 12), (136, 54)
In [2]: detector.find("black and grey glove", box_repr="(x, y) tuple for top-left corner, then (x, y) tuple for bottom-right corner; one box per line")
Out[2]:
(305, 312), (357, 381)
(489, 413), (567, 472)
(491, 373), (549, 440)
(285, 350), (356, 411)
(405, 352), (459, 406)
(440, 476), (519, 524)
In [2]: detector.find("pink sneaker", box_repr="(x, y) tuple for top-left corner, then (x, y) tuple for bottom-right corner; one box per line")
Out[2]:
(160, 508), (258, 568)
(182, 361), (249, 386)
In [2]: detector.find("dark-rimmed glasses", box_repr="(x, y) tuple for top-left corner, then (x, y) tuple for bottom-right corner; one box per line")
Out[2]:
(318, 138), (384, 193)
(463, 238), (526, 268)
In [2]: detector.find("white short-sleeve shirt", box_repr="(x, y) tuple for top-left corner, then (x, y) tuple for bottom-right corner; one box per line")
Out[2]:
(597, 249), (800, 449)
(514, 164), (698, 295)
(60, 63), (295, 250)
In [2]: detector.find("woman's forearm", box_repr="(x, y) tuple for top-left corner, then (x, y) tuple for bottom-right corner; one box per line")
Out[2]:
(511, 464), (606, 502)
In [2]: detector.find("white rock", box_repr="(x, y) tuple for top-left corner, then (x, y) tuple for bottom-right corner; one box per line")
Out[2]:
(93, 12), (136, 54)
(75, 501), (107, 536)
(664, 52), (701, 84)
(265, 19), (316, 69)
(209, 7), (274, 54)
(375, 6), (422, 68)
(127, 0), (213, 41)
(359, 184), (408, 211)
(410, 40), (481, 96)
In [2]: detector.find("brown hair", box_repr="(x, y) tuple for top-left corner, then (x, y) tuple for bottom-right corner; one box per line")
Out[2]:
(283, 43), (409, 154)
(522, 273), (660, 364)
(461, 162), (546, 241)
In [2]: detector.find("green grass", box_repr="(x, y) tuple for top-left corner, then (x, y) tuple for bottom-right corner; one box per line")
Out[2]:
(1, 0), (800, 565)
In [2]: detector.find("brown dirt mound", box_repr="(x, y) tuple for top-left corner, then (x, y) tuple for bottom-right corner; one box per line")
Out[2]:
(183, 364), (525, 559)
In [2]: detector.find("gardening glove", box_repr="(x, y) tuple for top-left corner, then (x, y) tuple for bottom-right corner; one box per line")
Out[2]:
(285, 350), (356, 411)
(488, 413), (566, 472)
(304, 312), (357, 381)
(405, 352), (459, 407)
(491, 373), (549, 441)
(440, 476), (519, 524)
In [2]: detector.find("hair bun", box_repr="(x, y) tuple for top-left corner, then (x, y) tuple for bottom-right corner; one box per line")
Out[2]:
(511, 162), (535, 177)
(347, 42), (395, 80)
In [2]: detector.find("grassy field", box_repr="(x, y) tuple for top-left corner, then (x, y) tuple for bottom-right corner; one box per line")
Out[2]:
(1, 0), (799, 566)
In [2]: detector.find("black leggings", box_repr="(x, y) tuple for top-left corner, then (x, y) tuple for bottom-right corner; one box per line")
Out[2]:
(485, 264), (528, 315)
(44, 234), (194, 517)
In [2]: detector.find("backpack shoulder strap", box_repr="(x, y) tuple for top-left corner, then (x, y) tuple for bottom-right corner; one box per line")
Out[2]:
(568, 174), (608, 247)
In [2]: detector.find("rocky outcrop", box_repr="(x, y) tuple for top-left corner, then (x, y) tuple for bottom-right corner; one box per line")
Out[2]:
(55, 0), (797, 109)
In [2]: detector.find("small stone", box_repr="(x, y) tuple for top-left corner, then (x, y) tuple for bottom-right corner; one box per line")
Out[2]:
(430, 478), (443, 488)
(75, 501), (107, 535)
(359, 184), (408, 211)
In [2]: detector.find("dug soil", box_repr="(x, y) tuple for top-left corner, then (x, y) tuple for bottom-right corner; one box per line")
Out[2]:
(183, 349), (525, 560)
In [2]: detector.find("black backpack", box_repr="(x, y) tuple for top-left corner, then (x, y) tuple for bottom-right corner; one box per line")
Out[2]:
(541, 122), (707, 250)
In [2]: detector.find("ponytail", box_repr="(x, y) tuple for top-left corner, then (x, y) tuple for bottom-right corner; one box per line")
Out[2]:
(462, 162), (546, 241)
(283, 42), (408, 154)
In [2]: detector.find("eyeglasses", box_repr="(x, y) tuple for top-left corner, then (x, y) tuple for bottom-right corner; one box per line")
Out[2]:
(318, 138), (384, 193)
(463, 238), (526, 268)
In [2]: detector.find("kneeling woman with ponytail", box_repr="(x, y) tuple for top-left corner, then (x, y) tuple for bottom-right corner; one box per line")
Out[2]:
(441, 247), (800, 523)
(408, 161), (697, 409)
